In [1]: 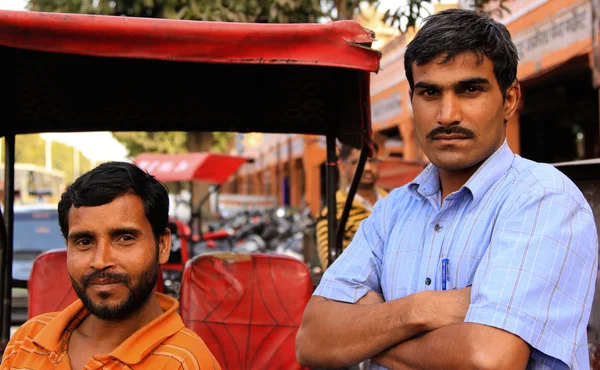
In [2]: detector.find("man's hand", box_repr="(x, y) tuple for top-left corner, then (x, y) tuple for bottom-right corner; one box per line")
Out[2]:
(420, 286), (472, 331)
(356, 287), (472, 330)
(296, 292), (430, 368)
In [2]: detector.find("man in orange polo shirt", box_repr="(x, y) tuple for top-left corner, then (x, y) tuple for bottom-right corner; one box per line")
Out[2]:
(1, 162), (220, 370)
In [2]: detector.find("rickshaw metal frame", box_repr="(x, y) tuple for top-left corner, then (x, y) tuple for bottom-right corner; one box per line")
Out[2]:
(0, 9), (382, 349)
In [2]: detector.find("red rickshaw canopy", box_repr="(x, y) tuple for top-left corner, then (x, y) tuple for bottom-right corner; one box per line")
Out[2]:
(134, 153), (249, 184)
(0, 10), (380, 150)
(0, 10), (379, 71)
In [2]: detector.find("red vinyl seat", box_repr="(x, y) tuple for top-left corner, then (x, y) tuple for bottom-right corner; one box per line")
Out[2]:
(28, 249), (165, 319)
(179, 252), (312, 370)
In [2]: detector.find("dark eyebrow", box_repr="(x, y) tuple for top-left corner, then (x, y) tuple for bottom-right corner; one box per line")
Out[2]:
(454, 78), (490, 89)
(110, 228), (142, 239)
(414, 81), (439, 90)
(414, 78), (491, 91)
(67, 228), (142, 242)
(68, 231), (94, 242)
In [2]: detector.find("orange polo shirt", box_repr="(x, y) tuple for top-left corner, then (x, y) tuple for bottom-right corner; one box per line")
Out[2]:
(1, 293), (220, 370)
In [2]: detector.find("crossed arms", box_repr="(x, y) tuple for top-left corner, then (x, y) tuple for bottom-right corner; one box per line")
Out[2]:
(295, 289), (530, 369)
(296, 182), (597, 370)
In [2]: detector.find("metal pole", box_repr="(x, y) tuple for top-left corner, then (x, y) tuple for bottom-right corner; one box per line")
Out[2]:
(276, 142), (281, 205)
(592, 0), (600, 148)
(337, 143), (367, 251)
(1, 134), (15, 344)
(326, 134), (338, 267)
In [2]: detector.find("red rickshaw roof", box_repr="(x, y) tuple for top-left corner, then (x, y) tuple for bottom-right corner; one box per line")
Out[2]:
(0, 10), (379, 71)
(0, 10), (380, 151)
(134, 153), (249, 184)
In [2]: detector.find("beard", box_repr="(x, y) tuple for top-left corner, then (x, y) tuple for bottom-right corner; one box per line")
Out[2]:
(70, 251), (159, 321)
(358, 171), (377, 189)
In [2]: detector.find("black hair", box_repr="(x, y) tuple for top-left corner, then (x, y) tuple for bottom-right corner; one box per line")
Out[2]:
(340, 142), (379, 161)
(57, 161), (170, 242)
(404, 8), (519, 97)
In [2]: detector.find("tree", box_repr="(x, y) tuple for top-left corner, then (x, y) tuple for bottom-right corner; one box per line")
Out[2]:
(28, 0), (511, 33)
(5, 134), (93, 184)
(28, 0), (322, 23)
(112, 132), (189, 157)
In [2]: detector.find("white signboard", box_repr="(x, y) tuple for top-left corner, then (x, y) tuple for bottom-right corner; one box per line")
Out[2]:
(216, 194), (278, 216)
(372, 92), (403, 125)
(459, 0), (477, 10)
(512, 1), (592, 64)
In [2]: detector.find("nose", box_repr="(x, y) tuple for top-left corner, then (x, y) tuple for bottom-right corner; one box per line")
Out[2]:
(89, 240), (115, 271)
(437, 93), (461, 127)
(364, 160), (373, 171)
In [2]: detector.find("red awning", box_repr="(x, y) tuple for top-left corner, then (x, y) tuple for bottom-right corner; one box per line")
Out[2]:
(0, 11), (380, 72)
(134, 153), (249, 184)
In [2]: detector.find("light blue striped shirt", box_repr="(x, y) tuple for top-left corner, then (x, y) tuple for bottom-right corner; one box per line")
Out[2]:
(314, 141), (598, 369)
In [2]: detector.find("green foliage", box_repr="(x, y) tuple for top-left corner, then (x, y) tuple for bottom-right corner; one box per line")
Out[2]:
(50, 140), (93, 184)
(112, 132), (189, 157)
(9, 134), (93, 184)
(28, 0), (511, 31)
(211, 132), (234, 153)
(379, 0), (512, 31)
(28, 0), (322, 23)
(15, 135), (45, 167)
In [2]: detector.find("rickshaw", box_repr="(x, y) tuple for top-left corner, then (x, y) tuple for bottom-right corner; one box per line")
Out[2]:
(0, 9), (381, 369)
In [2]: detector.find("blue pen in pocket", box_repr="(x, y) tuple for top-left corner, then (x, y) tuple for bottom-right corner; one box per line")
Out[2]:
(442, 258), (449, 291)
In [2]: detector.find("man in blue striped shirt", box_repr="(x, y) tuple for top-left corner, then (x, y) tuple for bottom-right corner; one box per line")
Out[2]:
(296, 8), (598, 370)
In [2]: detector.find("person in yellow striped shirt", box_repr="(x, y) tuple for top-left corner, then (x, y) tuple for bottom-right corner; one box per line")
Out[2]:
(1, 162), (220, 370)
(316, 143), (388, 269)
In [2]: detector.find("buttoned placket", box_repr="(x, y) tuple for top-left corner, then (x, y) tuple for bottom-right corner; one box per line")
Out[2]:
(419, 193), (461, 291)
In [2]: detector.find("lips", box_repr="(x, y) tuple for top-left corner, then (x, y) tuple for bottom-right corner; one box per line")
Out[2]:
(89, 278), (121, 285)
(433, 134), (469, 140)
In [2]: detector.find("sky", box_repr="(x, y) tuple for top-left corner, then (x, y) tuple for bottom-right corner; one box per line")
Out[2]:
(0, 0), (27, 10)
(40, 133), (130, 163)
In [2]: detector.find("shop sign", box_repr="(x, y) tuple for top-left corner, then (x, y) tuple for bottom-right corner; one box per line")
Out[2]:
(459, 0), (477, 10)
(512, 1), (592, 65)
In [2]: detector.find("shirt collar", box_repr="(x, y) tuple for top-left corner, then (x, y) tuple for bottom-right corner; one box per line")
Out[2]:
(462, 140), (514, 204)
(34, 293), (184, 365)
(409, 140), (514, 204)
(344, 186), (388, 212)
(33, 297), (87, 354)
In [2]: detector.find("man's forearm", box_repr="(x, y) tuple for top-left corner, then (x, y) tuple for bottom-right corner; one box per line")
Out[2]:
(372, 322), (530, 370)
(296, 294), (427, 368)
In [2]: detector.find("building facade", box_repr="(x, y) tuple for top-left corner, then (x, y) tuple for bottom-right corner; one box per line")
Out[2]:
(225, 0), (600, 218)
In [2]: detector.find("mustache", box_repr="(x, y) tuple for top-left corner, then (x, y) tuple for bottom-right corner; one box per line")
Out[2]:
(81, 270), (130, 288)
(426, 126), (475, 140)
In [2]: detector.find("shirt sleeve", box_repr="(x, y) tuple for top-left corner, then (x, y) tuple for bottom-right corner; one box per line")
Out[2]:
(465, 185), (598, 368)
(312, 195), (388, 303)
